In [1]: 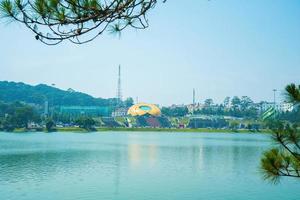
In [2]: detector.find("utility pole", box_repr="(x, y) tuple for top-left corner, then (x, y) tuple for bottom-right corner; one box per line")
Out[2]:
(51, 83), (55, 118)
(192, 88), (195, 115)
(273, 89), (277, 120)
(44, 99), (49, 117)
(193, 88), (196, 128)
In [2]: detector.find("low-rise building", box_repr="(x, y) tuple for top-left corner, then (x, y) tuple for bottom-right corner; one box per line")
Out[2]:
(279, 102), (294, 112)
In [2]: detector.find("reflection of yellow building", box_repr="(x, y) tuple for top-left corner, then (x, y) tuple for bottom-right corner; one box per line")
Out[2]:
(127, 103), (161, 116)
(128, 139), (157, 169)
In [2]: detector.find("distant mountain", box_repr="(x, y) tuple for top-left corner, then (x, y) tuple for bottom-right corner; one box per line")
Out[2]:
(0, 81), (117, 107)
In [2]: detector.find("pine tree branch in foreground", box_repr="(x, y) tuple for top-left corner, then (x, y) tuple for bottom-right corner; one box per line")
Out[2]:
(261, 83), (300, 183)
(0, 0), (166, 45)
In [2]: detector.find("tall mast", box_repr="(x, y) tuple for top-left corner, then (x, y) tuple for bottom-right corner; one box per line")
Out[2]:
(192, 88), (195, 115)
(117, 65), (122, 105)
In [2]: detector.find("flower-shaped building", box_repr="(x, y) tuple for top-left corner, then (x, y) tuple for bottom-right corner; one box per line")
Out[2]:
(127, 103), (161, 117)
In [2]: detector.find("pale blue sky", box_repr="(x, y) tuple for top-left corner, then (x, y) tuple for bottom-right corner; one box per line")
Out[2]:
(0, 0), (299, 106)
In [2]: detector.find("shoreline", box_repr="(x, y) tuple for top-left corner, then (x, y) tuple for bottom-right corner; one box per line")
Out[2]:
(6, 127), (273, 134)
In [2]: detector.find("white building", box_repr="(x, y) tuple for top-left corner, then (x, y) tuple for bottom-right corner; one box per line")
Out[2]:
(111, 107), (127, 117)
(279, 102), (294, 112)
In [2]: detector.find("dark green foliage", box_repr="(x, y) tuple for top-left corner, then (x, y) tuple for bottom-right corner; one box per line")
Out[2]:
(14, 106), (36, 128)
(278, 109), (300, 123)
(161, 106), (188, 117)
(261, 148), (289, 183)
(75, 116), (95, 130)
(285, 84), (300, 105)
(124, 97), (134, 107)
(0, 101), (40, 130)
(0, 0), (13, 17)
(45, 118), (55, 132)
(231, 96), (241, 110)
(0, 115), (15, 131)
(204, 98), (214, 107)
(229, 121), (239, 130)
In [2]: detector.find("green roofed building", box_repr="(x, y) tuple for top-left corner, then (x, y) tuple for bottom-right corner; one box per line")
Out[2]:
(59, 106), (112, 117)
(262, 106), (276, 120)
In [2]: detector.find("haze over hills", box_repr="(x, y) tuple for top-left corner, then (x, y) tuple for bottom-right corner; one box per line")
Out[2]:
(0, 81), (117, 107)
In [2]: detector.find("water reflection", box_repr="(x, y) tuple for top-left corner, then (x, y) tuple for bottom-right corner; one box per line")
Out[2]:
(128, 143), (157, 169)
(0, 133), (271, 185)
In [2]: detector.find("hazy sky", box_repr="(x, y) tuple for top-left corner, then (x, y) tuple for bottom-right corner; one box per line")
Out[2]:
(1, 0), (299, 106)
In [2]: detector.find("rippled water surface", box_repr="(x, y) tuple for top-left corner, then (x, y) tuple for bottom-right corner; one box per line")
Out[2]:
(0, 132), (299, 200)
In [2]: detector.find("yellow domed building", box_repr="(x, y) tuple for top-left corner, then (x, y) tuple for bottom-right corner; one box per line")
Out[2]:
(127, 103), (161, 117)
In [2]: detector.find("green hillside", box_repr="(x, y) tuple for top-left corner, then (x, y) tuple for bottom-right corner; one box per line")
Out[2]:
(0, 81), (117, 107)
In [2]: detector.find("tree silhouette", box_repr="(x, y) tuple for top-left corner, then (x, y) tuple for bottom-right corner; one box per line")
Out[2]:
(0, 0), (165, 45)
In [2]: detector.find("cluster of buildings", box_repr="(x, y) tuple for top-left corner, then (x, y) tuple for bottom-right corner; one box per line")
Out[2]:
(185, 101), (294, 114)
(51, 101), (294, 119)
(40, 66), (295, 129)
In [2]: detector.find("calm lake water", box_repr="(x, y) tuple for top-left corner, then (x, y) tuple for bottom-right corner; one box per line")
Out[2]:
(0, 132), (299, 200)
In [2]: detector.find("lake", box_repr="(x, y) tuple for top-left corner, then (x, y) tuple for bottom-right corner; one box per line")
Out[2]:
(0, 132), (299, 200)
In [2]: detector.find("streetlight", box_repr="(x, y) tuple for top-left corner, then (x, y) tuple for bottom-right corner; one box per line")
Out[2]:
(273, 89), (277, 108)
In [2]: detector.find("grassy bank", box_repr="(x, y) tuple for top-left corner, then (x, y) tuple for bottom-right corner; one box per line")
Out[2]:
(63, 127), (272, 133)
(6, 127), (272, 134)
(97, 127), (271, 133)
(56, 127), (87, 132)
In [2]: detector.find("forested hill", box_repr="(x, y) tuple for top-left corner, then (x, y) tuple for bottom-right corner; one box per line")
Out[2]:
(0, 81), (116, 106)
